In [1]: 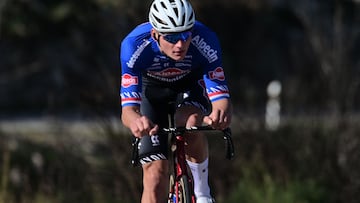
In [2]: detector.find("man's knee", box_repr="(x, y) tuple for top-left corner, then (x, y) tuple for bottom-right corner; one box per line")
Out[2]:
(143, 160), (168, 186)
(175, 106), (204, 127)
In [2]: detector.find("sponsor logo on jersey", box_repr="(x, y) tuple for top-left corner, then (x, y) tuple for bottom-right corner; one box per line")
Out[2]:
(192, 35), (218, 63)
(121, 74), (138, 88)
(126, 40), (150, 68)
(148, 68), (190, 78)
(209, 67), (225, 81)
(151, 135), (160, 146)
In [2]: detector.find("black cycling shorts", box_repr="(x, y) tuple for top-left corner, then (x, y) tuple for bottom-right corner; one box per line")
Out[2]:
(136, 69), (211, 165)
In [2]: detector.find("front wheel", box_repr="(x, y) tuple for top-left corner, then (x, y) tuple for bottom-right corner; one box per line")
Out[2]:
(168, 175), (175, 203)
(169, 175), (195, 203)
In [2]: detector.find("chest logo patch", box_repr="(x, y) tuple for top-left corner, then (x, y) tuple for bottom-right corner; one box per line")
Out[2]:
(148, 68), (190, 78)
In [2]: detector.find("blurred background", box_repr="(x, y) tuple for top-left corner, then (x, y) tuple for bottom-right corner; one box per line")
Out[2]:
(0, 0), (360, 202)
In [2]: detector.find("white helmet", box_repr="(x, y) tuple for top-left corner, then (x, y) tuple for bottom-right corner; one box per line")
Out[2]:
(149, 0), (195, 33)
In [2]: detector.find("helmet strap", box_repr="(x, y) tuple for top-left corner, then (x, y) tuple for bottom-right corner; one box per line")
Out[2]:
(155, 34), (160, 44)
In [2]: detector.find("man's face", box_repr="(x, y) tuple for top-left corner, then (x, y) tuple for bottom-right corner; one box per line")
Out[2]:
(152, 29), (192, 61)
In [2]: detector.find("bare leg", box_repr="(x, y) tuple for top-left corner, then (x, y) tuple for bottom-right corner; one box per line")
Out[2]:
(141, 160), (169, 203)
(175, 105), (208, 162)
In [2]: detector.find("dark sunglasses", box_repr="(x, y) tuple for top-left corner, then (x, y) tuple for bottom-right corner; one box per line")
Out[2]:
(160, 31), (192, 44)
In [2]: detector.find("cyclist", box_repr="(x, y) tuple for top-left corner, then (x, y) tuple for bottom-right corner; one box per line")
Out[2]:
(119, 0), (232, 202)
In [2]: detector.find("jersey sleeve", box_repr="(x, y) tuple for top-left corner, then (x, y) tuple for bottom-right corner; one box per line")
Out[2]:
(119, 37), (142, 107)
(192, 25), (230, 102)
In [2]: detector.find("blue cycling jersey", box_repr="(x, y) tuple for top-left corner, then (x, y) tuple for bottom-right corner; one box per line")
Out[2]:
(120, 21), (230, 107)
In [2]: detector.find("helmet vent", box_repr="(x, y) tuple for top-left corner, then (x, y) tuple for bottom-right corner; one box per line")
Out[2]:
(160, 2), (166, 8)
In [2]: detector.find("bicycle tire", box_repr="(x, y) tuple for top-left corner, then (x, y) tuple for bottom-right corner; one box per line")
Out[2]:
(168, 175), (175, 203)
(180, 175), (195, 203)
(179, 175), (194, 203)
(168, 174), (194, 203)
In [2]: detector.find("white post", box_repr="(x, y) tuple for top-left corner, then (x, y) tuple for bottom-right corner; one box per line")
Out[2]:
(265, 80), (282, 131)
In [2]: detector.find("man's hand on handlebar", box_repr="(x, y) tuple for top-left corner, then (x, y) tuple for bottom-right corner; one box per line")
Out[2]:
(203, 108), (231, 130)
(203, 98), (232, 130)
(129, 116), (159, 138)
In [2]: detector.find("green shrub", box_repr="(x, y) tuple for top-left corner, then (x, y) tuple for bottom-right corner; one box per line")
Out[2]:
(226, 167), (327, 203)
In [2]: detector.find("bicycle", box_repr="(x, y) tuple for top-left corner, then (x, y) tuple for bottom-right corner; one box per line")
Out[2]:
(131, 102), (235, 203)
(164, 125), (234, 203)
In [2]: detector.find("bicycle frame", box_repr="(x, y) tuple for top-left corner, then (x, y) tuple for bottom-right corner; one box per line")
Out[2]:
(164, 106), (195, 203)
(172, 133), (191, 187)
(165, 127), (196, 203)
(163, 126), (234, 203)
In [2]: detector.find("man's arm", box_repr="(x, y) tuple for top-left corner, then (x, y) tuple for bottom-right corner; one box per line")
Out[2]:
(121, 106), (159, 138)
(203, 98), (232, 130)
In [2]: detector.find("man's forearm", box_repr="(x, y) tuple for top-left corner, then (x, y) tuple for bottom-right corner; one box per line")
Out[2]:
(121, 106), (142, 128)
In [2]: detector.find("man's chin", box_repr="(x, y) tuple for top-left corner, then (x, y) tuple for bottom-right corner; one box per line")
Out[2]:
(170, 54), (185, 61)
